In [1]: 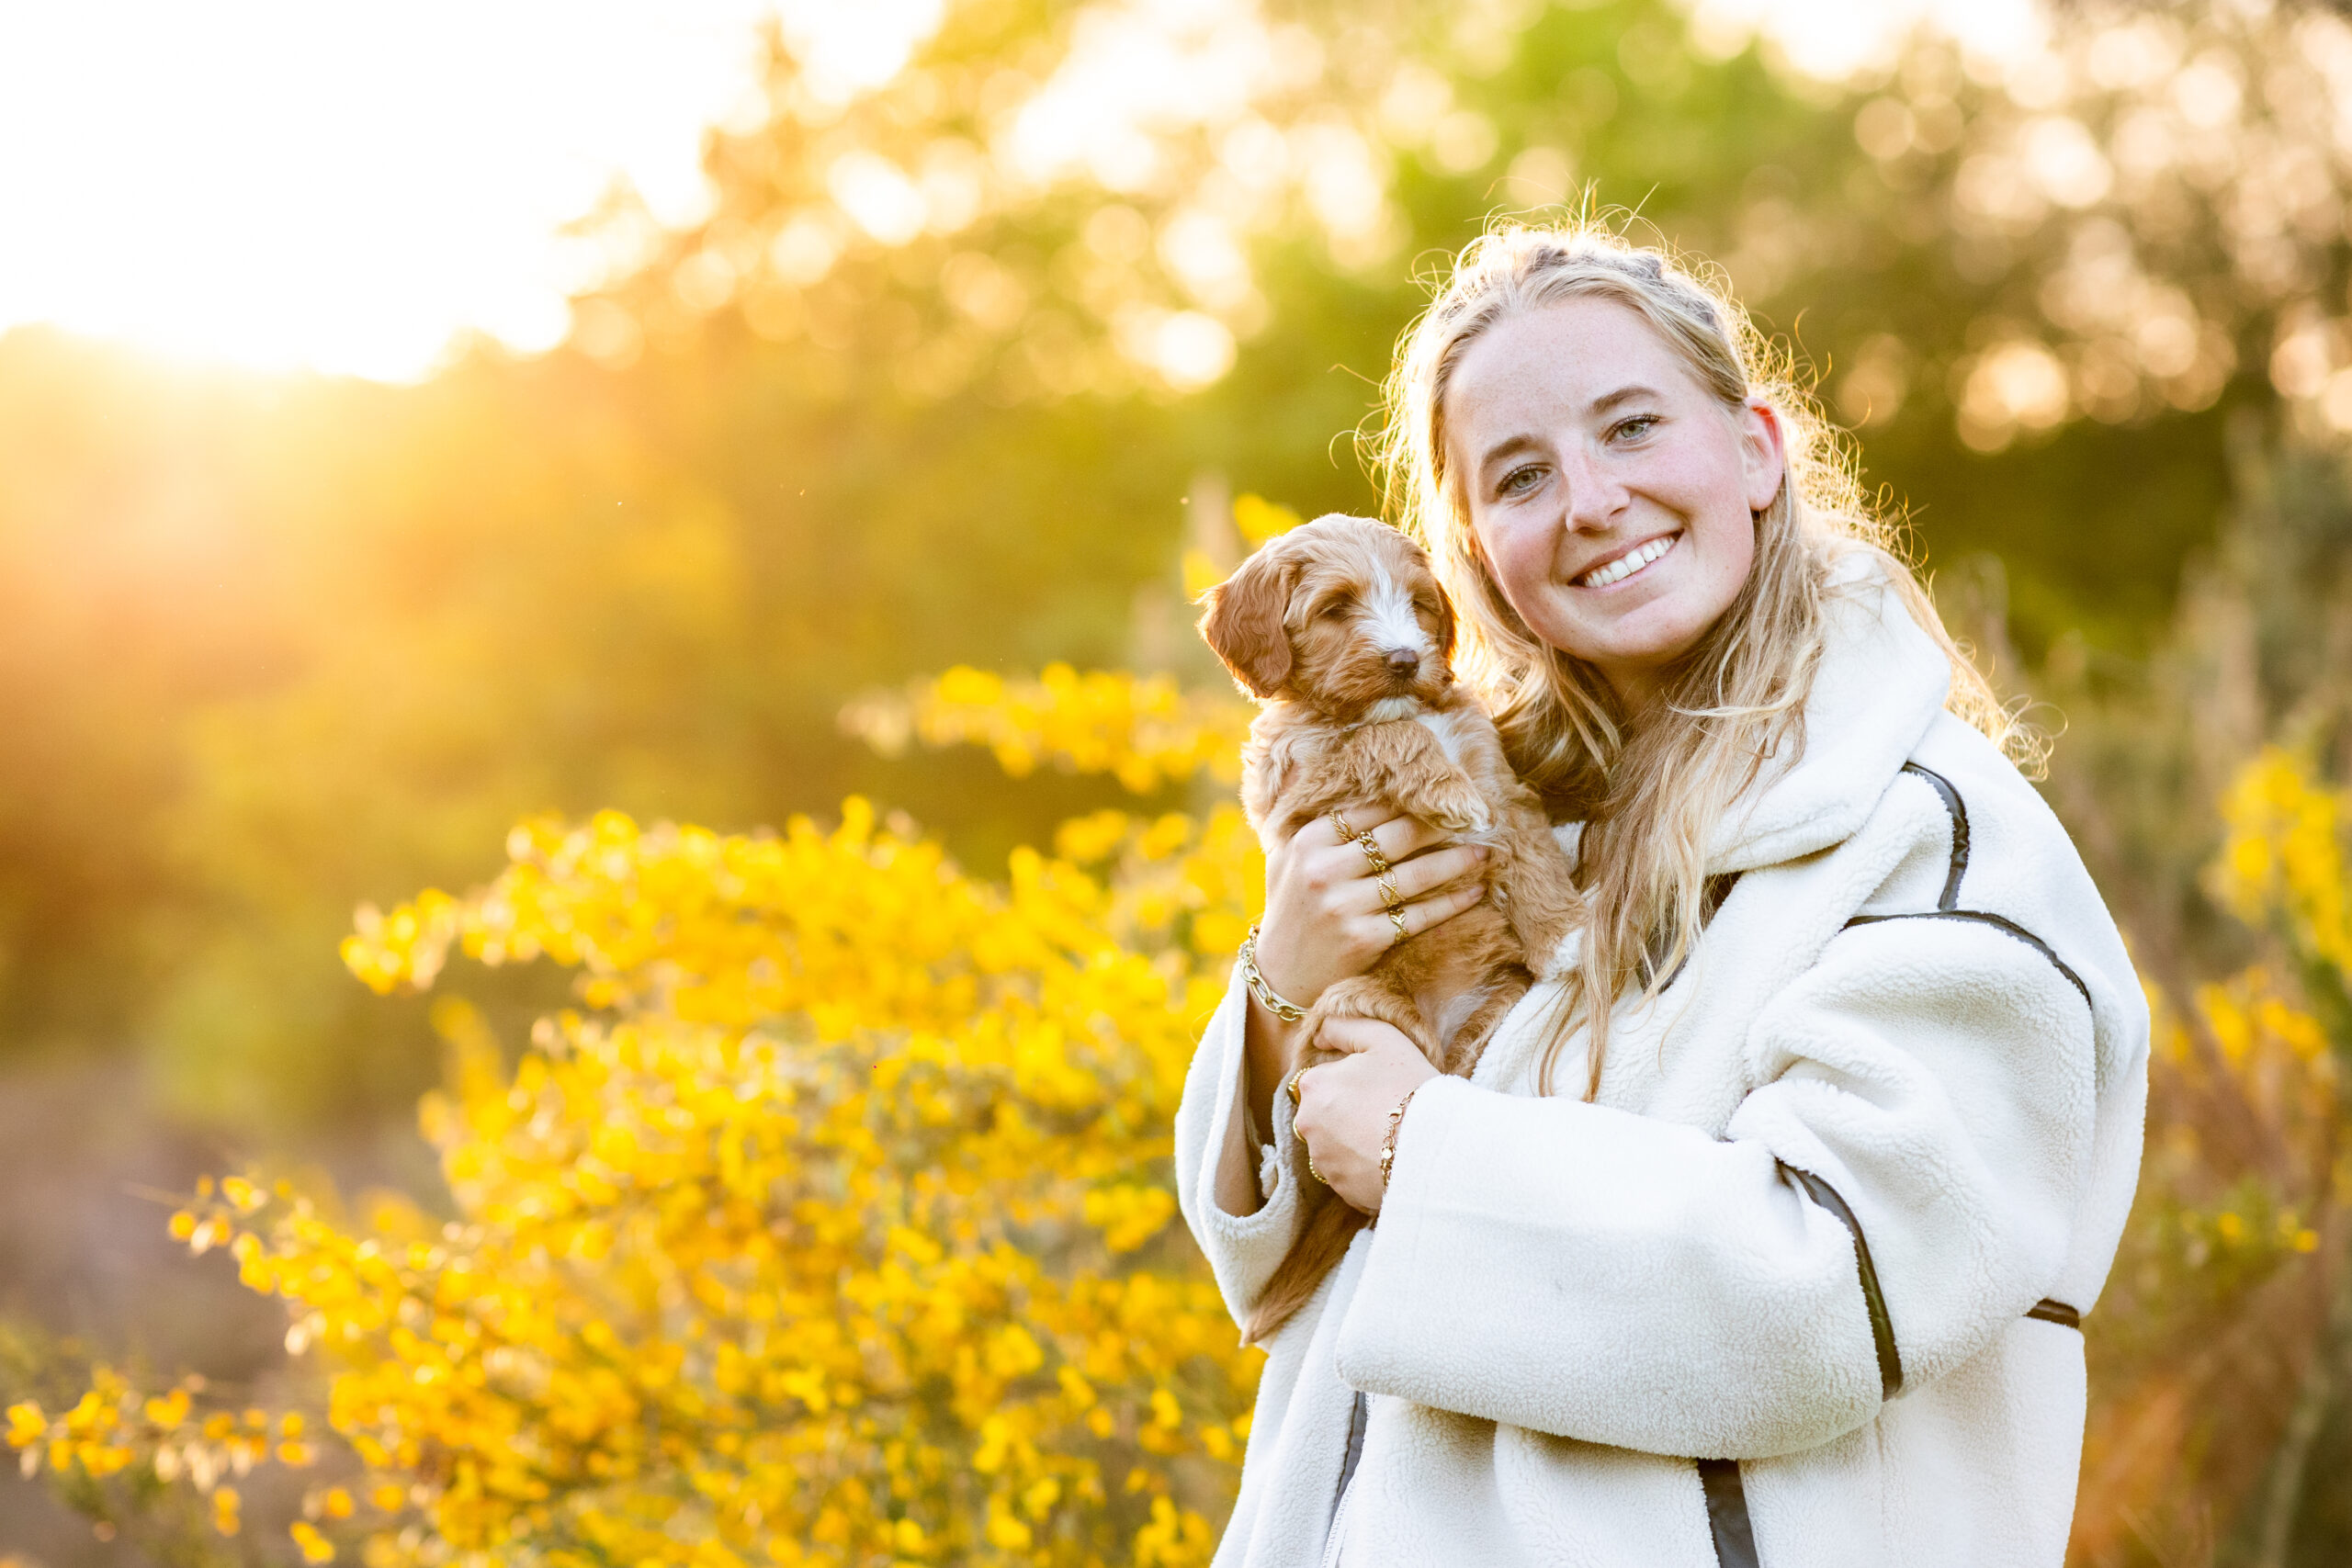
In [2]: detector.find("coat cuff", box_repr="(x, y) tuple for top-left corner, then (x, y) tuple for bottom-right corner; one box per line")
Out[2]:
(1173, 970), (1313, 1325)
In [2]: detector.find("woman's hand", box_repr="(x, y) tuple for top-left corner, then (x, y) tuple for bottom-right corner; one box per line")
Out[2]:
(1294, 1017), (1439, 1213)
(1253, 808), (1489, 1008)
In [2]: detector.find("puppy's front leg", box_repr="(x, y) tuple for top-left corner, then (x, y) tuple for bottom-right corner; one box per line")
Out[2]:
(1303, 975), (1444, 1074)
(1335, 725), (1491, 839)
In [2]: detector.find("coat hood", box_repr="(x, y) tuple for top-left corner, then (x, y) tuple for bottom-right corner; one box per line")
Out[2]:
(1707, 552), (1953, 874)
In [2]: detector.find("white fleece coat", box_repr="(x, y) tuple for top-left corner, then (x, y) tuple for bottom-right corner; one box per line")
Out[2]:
(1173, 567), (2150, 1568)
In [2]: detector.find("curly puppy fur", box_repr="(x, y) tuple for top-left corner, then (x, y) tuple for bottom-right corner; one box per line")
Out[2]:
(1197, 514), (1582, 1343)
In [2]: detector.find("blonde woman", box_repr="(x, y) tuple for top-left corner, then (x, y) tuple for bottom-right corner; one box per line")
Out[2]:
(1173, 225), (2149, 1567)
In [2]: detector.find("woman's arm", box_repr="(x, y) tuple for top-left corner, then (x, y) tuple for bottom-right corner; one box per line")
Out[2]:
(1220, 810), (1487, 1212)
(1173, 808), (1487, 1324)
(1327, 917), (2107, 1460)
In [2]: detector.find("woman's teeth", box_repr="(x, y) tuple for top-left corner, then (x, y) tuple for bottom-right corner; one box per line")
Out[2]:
(1577, 534), (1677, 588)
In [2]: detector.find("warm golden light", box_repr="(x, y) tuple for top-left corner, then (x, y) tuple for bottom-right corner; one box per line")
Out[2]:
(0, 1), (942, 380)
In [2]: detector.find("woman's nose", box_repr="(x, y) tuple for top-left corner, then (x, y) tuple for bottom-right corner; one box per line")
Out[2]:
(1560, 446), (1620, 530)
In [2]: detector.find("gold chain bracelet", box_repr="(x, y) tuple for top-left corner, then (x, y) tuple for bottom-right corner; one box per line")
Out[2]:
(1238, 924), (1306, 1023)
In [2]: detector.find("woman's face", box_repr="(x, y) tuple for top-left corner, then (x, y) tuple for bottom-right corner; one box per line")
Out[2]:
(1444, 295), (1785, 709)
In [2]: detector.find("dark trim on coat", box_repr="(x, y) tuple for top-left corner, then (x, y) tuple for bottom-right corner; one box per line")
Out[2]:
(2027, 1298), (2082, 1329)
(1842, 909), (2093, 1012)
(1899, 761), (1970, 911)
(1698, 1458), (1758, 1568)
(1780, 1162), (1905, 1399)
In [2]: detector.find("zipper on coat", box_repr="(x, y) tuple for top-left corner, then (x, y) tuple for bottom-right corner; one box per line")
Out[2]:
(1318, 1391), (1370, 1568)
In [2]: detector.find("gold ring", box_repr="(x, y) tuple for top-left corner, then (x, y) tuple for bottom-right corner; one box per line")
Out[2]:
(1388, 906), (1409, 944)
(1375, 869), (1403, 912)
(1329, 808), (1357, 841)
(1306, 1148), (1326, 1185)
(1286, 1071), (1304, 1109)
(1356, 831), (1392, 876)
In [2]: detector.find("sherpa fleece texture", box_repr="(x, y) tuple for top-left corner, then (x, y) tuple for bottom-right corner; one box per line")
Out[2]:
(1173, 560), (2150, 1568)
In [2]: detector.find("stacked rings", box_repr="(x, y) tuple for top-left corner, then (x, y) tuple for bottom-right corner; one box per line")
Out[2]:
(1333, 808), (1410, 943)
(1330, 809), (1392, 875)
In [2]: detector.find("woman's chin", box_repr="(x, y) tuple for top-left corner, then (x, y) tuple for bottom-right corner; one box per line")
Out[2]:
(1542, 596), (1713, 677)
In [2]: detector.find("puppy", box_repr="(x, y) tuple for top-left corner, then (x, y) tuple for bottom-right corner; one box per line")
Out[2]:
(1198, 514), (1581, 1343)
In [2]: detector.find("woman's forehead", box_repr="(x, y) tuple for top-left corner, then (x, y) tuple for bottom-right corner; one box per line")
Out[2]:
(1445, 295), (1699, 446)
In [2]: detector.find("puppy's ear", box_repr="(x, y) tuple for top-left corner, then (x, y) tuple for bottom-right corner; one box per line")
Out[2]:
(1197, 548), (1296, 698)
(1431, 579), (1457, 660)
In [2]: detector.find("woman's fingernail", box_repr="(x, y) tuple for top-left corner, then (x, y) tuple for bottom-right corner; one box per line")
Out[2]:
(1476, 846), (1492, 859)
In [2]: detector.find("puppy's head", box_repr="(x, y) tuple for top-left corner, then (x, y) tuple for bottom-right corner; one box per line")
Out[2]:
(1196, 514), (1456, 720)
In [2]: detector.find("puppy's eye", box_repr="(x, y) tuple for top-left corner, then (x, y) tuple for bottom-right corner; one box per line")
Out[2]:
(1317, 598), (1352, 621)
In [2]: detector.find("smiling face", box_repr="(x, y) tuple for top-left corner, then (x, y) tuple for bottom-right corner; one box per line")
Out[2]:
(1443, 294), (1786, 709)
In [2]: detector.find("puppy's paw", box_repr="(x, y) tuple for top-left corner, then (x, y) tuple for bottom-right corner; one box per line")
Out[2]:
(1416, 784), (1492, 837)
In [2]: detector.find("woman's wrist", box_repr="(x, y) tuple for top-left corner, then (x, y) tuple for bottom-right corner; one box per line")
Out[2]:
(1246, 921), (1327, 1010)
(1238, 924), (1311, 1021)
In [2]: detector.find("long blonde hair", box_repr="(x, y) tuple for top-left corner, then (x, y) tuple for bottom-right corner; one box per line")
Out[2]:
(1372, 220), (2025, 1098)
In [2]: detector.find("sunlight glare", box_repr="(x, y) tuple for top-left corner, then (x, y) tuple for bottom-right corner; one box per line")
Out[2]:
(0, 1), (938, 381)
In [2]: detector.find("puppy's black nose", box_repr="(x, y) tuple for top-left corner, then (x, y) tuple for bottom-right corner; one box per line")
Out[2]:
(1385, 649), (1420, 678)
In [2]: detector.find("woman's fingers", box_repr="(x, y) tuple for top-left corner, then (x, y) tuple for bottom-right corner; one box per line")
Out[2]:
(1362, 812), (1451, 866)
(1385, 840), (1489, 902)
(1399, 880), (1486, 936)
(1315, 805), (1447, 864)
(1315, 1015), (1418, 1056)
(1346, 880), (1484, 953)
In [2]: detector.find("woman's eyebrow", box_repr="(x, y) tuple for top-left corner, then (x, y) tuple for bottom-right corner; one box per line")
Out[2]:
(1589, 383), (1661, 415)
(1476, 433), (1544, 471)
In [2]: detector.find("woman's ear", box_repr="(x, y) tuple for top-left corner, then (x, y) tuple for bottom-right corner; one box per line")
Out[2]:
(1740, 399), (1788, 514)
(1197, 548), (1296, 698)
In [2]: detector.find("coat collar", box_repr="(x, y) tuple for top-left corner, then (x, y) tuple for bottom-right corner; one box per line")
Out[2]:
(1706, 552), (1952, 874)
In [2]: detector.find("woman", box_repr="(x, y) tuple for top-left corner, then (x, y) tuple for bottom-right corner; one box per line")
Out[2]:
(1172, 224), (2149, 1567)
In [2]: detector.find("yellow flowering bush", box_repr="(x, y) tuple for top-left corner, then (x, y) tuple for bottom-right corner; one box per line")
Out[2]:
(12, 672), (1271, 1566)
(2213, 745), (2352, 988)
(839, 664), (1250, 795)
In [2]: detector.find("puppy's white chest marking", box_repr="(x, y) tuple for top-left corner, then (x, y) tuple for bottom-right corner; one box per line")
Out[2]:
(1415, 707), (1493, 833)
(1366, 563), (1433, 655)
(1414, 706), (1471, 765)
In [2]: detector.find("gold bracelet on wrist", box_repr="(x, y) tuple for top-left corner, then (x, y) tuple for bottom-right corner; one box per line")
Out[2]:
(1238, 924), (1307, 1023)
(1377, 1085), (1420, 1192)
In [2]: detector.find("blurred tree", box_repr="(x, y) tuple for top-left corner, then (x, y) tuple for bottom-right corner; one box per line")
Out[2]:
(0, 0), (2347, 1343)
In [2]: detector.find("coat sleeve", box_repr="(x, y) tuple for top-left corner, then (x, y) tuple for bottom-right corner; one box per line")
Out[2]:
(1173, 972), (1319, 1326)
(1329, 914), (2100, 1460)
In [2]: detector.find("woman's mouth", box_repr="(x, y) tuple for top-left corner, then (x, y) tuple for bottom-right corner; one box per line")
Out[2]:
(1573, 533), (1679, 589)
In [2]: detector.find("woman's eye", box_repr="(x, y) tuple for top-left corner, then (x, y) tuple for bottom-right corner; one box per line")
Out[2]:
(1611, 414), (1660, 442)
(1498, 465), (1544, 497)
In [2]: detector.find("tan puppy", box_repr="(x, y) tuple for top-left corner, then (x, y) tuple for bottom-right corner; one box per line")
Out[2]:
(1198, 514), (1581, 1342)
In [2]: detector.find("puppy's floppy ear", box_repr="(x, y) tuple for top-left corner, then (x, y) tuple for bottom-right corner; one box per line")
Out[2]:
(1197, 547), (1296, 698)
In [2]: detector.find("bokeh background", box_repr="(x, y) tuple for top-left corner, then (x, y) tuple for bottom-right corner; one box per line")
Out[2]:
(5, 0), (2352, 1562)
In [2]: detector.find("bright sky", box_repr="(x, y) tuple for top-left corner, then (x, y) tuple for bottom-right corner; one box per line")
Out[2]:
(0, 0), (2032, 384)
(0, 0), (937, 380)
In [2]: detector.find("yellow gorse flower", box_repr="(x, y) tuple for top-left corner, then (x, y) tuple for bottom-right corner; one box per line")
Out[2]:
(37, 665), (1274, 1565)
(2213, 746), (2352, 983)
(839, 664), (1251, 794)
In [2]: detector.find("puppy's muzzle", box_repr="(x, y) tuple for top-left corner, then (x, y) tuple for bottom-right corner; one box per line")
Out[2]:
(1383, 648), (1421, 680)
